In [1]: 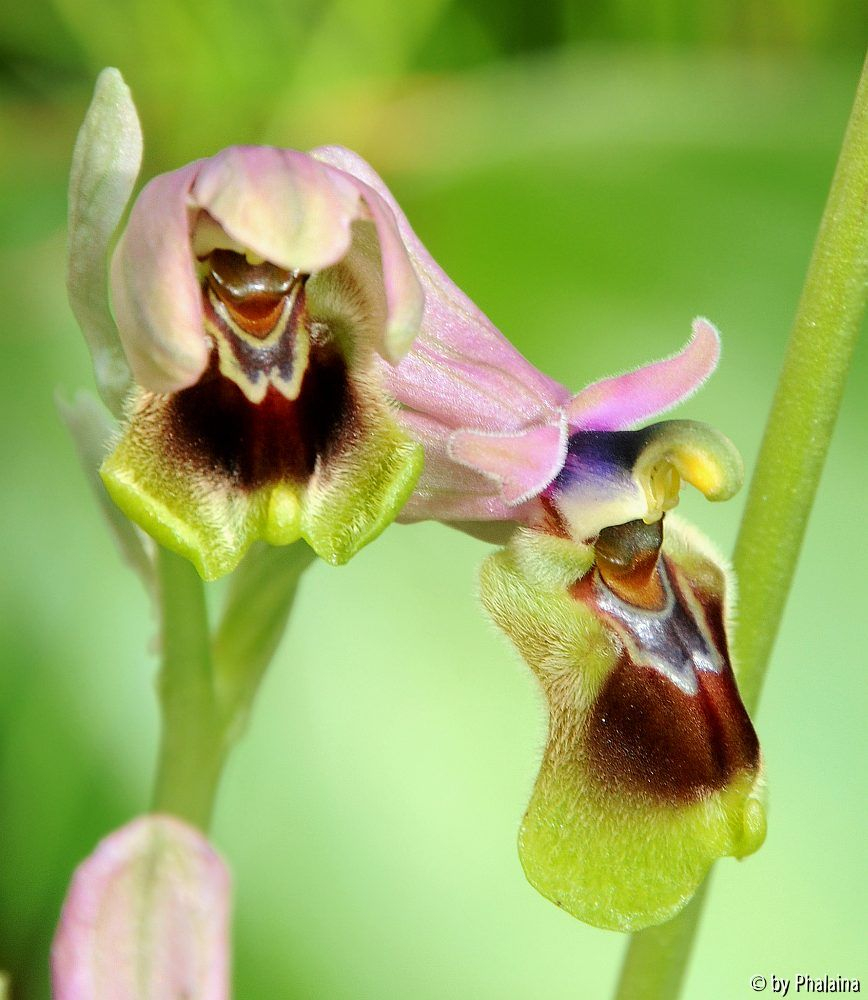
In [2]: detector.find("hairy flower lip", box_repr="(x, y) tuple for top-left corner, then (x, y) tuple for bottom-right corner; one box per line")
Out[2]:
(481, 516), (765, 931)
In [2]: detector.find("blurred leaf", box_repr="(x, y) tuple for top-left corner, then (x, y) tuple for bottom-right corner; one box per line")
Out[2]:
(0, 3), (85, 84)
(57, 390), (155, 591)
(0, 99), (78, 244)
(290, 0), (455, 91)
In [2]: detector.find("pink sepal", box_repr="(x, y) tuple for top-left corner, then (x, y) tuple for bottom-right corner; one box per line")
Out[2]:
(311, 145), (570, 428)
(567, 318), (720, 431)
(111, 146), (424, 393)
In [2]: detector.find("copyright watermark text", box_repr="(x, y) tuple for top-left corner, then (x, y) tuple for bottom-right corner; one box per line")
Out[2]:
(750, 975), (861, 995)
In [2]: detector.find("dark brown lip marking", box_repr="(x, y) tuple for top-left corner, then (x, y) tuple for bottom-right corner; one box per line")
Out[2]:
(591, 558), (725, 693)
(164, 339), (354, 490)
(584, 655), (760, 803)
(570, 518), (759, 802)
(203, 287), (306, 393)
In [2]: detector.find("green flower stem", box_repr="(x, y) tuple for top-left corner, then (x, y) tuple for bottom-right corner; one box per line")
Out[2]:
(152, 548), (225, 830)
(152, 544), (314, 830)
(212, 543), (316, 743)
(612, 882), (710, 1000)
(613, 54), (867, 1000)
(732, 55), (867, 715)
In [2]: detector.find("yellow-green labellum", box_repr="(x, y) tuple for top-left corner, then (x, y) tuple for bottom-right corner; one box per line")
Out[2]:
(481, 516), (765, 931)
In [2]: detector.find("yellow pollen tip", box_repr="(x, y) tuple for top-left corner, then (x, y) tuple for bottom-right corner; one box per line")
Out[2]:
(677, 454), (723, 497)
(635, 420), (744, 518)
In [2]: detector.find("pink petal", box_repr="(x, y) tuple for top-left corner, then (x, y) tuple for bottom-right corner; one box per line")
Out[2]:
(110, 162), (210, 393)
(191, 147), (360, 274)
(52, 815), (231, 1000)
(566, 318), (720, 431)
(111, 146), (425, 392)
(384, 293), (565, 430)
(449, 417), (568, 505)
(396, 411), (522, 522)
(311, 145), (570, 428)
(341, 173), (425, 362)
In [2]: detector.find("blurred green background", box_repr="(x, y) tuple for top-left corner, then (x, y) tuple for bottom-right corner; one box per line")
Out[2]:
(1, 1), (865, 997)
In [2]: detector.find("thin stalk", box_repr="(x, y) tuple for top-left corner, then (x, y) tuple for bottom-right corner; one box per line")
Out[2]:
(151, 548), (225, 830)
(732, 56), (868, 714)
(151, 543), (315, 831)
(212, 543), (316, 743)
(613, 53), (867, 1000)
(613, 883), (710, 1000)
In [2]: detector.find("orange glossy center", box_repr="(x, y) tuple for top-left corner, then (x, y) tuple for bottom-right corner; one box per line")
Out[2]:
(594, 519), (665, 610)
(206, 249), (300, 339)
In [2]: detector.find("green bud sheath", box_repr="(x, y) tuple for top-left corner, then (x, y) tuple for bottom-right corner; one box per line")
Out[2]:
(481, 517), (765, 931)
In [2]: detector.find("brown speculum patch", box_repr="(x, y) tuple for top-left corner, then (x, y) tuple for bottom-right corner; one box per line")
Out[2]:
(161, 249), (355, 491)
(573, 518), (759, 803)
(207, 248), (301, 337)
(594, 519), (665, 609)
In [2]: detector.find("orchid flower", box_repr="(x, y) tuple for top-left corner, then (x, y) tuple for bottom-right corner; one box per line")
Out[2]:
(52, 815), (231, 999)
(70, 70), (425, 580)
(463, 403), (766, 930)
(312, 149), (765, 930)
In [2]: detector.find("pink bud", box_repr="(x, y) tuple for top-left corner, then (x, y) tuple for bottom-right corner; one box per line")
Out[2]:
(52, 815), (231, 1000)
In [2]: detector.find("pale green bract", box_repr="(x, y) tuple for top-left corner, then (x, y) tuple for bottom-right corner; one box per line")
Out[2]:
(67, 68), (140, 416)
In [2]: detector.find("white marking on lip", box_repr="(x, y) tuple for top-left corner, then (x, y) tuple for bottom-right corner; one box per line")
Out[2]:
(592, 561), (724, 696)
